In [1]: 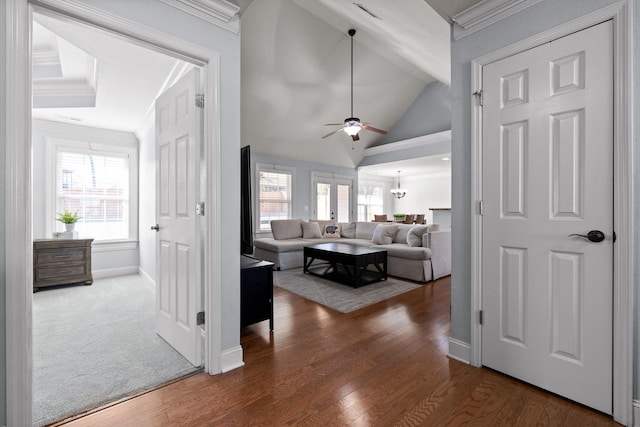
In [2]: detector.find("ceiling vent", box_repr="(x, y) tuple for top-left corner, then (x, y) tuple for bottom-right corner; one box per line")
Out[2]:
(353, 3), (380, 19)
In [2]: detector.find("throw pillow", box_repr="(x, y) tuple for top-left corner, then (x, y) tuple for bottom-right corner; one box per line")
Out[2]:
(371, 224), (397, 245)
(322, 223), (341, 239)
(302, 221), (323, 239)
(340, 222), (356, 238)
(407, 225), (429, 247)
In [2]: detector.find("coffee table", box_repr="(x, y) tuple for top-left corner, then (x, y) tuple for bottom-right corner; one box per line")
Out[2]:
(303, 242), (387, 288)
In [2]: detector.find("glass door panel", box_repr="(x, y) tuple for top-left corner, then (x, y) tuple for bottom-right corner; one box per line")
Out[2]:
(316, 182), (332, 220)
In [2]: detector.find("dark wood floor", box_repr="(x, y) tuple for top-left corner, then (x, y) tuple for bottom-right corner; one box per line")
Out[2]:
(62, 276), (617, 426)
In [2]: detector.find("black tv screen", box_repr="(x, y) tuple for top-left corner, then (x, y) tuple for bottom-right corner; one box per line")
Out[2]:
(240, 145), (253, 254)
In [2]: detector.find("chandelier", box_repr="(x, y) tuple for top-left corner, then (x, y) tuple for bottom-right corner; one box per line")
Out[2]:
(390, 170), (407, 199)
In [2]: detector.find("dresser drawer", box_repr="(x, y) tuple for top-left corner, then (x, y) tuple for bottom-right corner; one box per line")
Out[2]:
(35, 248), (88, 265)
(35, 264), (89, 281)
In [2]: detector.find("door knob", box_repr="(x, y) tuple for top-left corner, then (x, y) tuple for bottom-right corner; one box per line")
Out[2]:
(151, 224), (159, 232)
(568, 230), (605, 243)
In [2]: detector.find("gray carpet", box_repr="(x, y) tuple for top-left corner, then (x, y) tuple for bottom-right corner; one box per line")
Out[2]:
(274, 268), (421, 313)
(33, 275), (199, 426)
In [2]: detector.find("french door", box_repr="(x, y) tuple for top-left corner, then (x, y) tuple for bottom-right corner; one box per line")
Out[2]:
(311, 172), (353, 222)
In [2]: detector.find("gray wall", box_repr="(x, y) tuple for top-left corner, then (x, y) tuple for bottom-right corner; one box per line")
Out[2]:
(251, 153), (357, 230)
(0, 2), (6, 422)
(382, 81), (451, 144)
(1, 1), (240, 423)
(449, 0), (639, 397)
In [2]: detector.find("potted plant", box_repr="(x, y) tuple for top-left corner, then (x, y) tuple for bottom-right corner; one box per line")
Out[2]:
(56, 209), (81, 232)
(393, 213), (406, 222)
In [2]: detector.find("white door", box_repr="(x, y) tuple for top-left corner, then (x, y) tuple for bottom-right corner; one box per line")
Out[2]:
(155, 68), (202, 366)
(312, 173), (352, 222)
(481, 21), (613, 413)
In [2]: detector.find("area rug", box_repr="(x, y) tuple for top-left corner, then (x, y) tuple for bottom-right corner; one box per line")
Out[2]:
(273, 268), (421, 313)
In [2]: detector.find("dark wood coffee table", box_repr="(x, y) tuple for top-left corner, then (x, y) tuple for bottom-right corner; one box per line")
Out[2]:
(303, 242), (387, 288)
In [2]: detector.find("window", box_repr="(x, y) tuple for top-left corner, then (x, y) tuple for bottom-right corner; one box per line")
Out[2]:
(49, 140), (138, 244)
(256, 164), (294, 232)
(357, 181), (385, 222)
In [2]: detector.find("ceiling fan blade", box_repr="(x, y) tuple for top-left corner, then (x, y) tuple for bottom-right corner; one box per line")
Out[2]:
(323, 123), (344, 126)
(351, 133), (360, 142)
(321, 128), (342, 139)
(362, 124), (388, 135)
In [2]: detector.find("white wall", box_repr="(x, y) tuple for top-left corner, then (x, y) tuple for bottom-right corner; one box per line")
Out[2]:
(137, 119), (155, 282)
(391, 174), (451, 225)
(32, 119), (140, 274)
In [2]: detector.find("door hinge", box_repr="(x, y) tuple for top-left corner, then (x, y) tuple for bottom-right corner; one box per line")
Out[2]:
(479, 310), (483, 325)
(196, 201), (205, 216)
(473, 89), (483, 106)
(195, 93), (204, 109)
(478, 200), (485, 216)
(613, 231), (616, 243)
(197, 311), (205, 325)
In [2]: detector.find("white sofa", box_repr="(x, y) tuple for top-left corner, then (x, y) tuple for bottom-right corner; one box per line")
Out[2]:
(253, 219), (451, 282)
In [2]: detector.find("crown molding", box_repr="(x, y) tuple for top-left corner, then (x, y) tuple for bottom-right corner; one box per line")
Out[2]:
(452, 0), (543, 41)
(160, 0), (240, 34)
(363, 130), (451, 157)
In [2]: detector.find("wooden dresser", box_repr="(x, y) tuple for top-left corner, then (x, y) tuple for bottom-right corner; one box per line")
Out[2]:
(33, 239), (93, 292)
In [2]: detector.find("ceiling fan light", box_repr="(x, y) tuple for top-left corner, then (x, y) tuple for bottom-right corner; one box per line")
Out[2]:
(344, 123), (361, 136)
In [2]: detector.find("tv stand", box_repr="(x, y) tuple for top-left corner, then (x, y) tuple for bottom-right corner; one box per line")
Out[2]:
(240, 255), (274, 330)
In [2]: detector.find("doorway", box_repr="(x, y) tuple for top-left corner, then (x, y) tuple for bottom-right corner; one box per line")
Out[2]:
(31, 9), (203, 424)
(469, 2), (633, 423)
(311, 172), (353, 222)
(7, 1), (226, 424)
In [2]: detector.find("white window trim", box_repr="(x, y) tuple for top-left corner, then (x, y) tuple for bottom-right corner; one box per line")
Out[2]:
(255, 163), (295, 235)
(46, 138), (139, 248)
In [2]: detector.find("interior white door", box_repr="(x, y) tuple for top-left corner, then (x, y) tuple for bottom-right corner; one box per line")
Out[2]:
(155, 68), (202, 366)
(481, 21), (613, 413)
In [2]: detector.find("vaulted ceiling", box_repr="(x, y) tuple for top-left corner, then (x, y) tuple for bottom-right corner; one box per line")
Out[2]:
(32, 1), (484, 170)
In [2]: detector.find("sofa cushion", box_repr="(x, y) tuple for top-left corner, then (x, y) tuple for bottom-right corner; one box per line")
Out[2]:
(393, 224), (414, 243)
(271, 219), (303, 240)
(377, 243), (432, 260)
(372, 224), (398, 245)
(355, 222), (379, 240)
(340, 222), (356, 239)
(407, 225), (430, 247)
(253, 238), (307, 253)
(301, 221), (323, 239)
(321, 223), (341, 239)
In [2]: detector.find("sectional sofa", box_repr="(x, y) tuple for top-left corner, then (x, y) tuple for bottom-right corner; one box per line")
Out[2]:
(253, 219), (451, 282)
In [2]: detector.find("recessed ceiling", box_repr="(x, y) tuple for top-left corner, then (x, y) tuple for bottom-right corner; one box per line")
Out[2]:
(31, 12), (189, 134)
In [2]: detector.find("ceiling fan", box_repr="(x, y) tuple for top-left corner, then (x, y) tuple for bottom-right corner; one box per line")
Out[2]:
(321, 29), (388, 142)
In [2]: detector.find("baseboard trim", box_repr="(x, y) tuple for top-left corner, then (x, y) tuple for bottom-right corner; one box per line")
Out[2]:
(92, 266), (139, 279)
(138, 267), (155, 285)
(220, 345), (244, 373)
(633, 400), (640, 427)
(448, 338), (471, 364)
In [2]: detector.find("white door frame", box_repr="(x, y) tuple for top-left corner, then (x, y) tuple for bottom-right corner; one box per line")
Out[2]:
(469, 2), (633, 424)
(6, 0), (224, 424)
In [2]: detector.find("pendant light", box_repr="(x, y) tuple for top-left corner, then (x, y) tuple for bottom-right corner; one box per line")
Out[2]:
(390, 170), (407, 199)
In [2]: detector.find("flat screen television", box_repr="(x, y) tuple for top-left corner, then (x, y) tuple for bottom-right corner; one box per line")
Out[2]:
(240, 145), (254, 254)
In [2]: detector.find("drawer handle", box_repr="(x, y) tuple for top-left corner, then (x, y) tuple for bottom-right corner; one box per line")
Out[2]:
(55, 255), (71, 259)
(56, 270), (71, 275)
